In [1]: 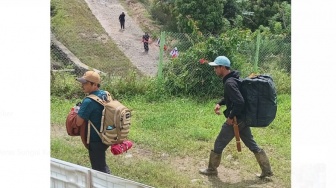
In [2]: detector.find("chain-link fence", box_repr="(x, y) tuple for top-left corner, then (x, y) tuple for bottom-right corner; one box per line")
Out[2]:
(158, 31), (291, 76)
(51, 28), (291, 97)
(156, 31), (291, 96)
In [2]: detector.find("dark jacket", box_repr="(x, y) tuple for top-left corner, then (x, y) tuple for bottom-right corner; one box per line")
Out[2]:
(142, 34), (149, 43)
(119, 13), (125, 22)
(217, 70), (245, 119)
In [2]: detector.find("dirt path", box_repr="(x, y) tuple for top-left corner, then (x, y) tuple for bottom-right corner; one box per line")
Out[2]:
(84, 0), (159, 77)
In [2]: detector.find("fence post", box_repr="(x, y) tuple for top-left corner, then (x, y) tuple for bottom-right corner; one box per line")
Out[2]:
(158, 31), (165, 79)
(254, 30), (261, 73)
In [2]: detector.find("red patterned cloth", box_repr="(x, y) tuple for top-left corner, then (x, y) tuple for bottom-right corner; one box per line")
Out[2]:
(110, 140), (133, 155)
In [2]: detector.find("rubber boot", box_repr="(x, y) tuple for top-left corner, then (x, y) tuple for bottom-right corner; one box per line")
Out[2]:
(254, 149), (273, 178)
(199, 150), (222, 176)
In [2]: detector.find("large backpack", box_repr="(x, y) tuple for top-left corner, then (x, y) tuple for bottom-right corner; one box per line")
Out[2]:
(236, 74), (277, 127)
(87, 91), (131, 145)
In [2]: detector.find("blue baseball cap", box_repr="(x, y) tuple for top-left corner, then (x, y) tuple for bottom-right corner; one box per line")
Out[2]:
(208, 56), (231, 67)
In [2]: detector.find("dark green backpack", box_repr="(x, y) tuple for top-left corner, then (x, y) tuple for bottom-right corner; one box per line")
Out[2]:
(236, 75), (277, 127)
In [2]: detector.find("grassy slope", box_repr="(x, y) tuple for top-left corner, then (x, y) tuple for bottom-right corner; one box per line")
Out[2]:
(51, 0), (142, 76)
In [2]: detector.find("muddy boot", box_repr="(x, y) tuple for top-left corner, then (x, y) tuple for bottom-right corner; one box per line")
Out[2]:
(254, 149), (273, 178)
(199, 150), (222, 176)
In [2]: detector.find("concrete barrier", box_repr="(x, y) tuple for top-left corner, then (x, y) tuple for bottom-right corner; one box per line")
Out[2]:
(51, 158), (154, 188)
(50, 33), (105, 76)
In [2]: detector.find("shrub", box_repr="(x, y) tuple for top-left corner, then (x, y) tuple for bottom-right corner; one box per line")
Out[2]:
(50, 71), (84, 99)
(162, 29), (255, 98)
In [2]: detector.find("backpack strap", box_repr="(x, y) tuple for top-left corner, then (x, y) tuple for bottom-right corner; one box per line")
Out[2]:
(88, 120), (102, 144)
(85, 90), (113, 143)
(87, 94), (105, 106)
(86, 91), (113, 105)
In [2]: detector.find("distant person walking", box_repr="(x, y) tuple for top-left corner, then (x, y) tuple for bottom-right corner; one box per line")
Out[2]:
(142, 32), (150, 53)
(170, 47), (179, 58)
(119, 12), (125, 30)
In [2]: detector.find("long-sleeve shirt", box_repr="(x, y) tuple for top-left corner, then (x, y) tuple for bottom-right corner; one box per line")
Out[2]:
(217, 70), (245, 119)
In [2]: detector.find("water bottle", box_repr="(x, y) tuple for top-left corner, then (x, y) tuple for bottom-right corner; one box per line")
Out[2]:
(107, 125), (114, 130)
(72, 102), (81, 113)
(74, 106), (80, 113)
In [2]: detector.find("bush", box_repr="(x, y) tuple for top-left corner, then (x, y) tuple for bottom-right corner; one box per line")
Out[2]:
(162, 29), (255, 98)
(102, 72), (154, 100)
(50, 71), (84, 99)
(264, 66), (291, 95)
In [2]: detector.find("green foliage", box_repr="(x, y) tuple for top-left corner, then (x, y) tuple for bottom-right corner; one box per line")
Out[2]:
(150, 0), (178, 31)
(145, 0), (291, 36)
(162, 28), (255, 97)
(239, 29), (291, 73)
(239, 0), (291, 34)
(262, 64), (291, 95)
(50, 71), (84, 99)
(269, 1), (291, 35)
(50, 0), (57, 17)
(223, 0), (240, 25)
(102, 72), (164, 101)
(51, 70), (169, 101)
(175, 0), (225, 34)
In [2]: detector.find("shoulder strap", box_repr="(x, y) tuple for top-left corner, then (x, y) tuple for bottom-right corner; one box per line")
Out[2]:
(87, 94), (104, 106)
(89, 121), (100, 134)
(87, 121), (103, 144)
(86, 91), (113, 106)
(231, 77), (242, 86)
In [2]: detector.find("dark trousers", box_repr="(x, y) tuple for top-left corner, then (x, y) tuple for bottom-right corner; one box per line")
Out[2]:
(88, 142), (111, 174)
(120, 21), (125, 29)
(144, 43), (149, 51)
(213, 118), (261, 154)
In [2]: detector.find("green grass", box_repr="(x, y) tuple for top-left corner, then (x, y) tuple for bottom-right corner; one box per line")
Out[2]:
(51, 94), (291, 187)
(50, 0), (291, 187)
(51, 0), (142, 76)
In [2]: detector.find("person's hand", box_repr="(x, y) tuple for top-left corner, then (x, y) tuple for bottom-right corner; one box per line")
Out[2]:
(214, 104), (221, 115)
(226, 117), (233, 126)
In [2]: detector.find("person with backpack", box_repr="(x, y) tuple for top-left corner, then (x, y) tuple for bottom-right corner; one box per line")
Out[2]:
(199, 56), (273, 179)
(142, 32), (150, 52)
(119, 12), (125, 30)
(75, 70), (111, 174)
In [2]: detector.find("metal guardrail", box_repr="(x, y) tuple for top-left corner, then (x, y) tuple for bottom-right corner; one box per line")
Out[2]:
(51, 158), (154, 188)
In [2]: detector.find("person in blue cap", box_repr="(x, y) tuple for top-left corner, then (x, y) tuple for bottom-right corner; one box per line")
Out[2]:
(199, 56), (273, 179)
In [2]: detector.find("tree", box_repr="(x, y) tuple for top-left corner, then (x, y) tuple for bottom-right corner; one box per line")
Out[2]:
(223, 0), (240, 26)
(174, 0), (225, 34)
(150, 0), (178, 31)
(269, 1), (291, 35)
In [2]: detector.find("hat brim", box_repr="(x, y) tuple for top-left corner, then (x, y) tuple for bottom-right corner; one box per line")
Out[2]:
(76, 77), (87, 83)
(208, 62), (219, 66)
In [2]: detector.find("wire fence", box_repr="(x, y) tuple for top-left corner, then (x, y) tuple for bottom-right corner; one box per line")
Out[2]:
(158, 31), (291, 77)
(155, 31), (291, 96)
(51, 29), (291, 96)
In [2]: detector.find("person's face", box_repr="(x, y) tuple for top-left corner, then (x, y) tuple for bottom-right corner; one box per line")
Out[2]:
(81, 81), (96, 93)
(213, 66), (224, 77)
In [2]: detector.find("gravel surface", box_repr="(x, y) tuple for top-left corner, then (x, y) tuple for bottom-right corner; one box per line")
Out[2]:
(85, 0), (159, 77)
